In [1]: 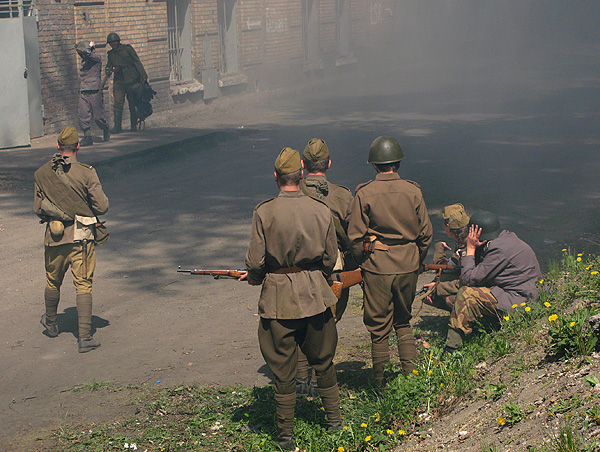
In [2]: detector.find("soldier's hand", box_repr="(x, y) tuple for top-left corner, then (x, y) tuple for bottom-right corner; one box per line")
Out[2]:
(466, 224), (484, 255)
(89, 40), (95, 48)
(441, 241), (452, 251)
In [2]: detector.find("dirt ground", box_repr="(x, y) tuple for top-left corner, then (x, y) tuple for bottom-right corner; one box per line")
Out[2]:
(0, 88), (437, 451)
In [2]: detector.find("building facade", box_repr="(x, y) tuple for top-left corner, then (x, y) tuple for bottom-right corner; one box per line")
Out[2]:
(1, 0), (397, 146)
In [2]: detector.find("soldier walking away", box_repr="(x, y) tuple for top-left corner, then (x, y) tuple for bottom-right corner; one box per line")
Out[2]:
(243, 147), (342, 451)
(76, 40), (110, 146)
(347, 136), (433, 386)
(34, 127), (109, 353)
(422, 203), (470, 311)
(105, 32), (148, 133)
(296, 137), (354, 397)
(444, 211), (542, 353)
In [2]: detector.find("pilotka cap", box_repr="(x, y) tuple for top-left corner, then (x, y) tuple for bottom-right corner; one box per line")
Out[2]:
(57, 127), (79, 146)
(275, 147), (301, 174)
(303, 138), (330, 162)
(442, 203), (470, 229)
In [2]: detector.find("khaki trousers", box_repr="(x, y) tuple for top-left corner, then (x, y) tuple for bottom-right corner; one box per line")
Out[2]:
(45, 242), (95, 294)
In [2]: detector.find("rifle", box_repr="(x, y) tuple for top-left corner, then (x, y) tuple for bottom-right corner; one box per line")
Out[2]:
(178, 266), (364, 299)
(177, 267), (246, 279)
(330, 269), (363, 298)
(422, 263), (457, 272)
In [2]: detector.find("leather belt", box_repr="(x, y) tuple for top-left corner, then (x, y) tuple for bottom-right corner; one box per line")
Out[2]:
(272, 265), (306, 274)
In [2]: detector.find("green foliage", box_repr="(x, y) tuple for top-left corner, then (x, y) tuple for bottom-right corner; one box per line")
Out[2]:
(546, 308), (599, 358)
(549, 395), (584, 415)
(584, 375), (599, 387)
(501, 401), (533, 426)
(484, 382), (505, 401)
(531, 421), (600, 452)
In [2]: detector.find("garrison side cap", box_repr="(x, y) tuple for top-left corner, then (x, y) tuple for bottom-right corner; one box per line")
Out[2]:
(303, 138), (330, 162)
(442, 203), (470, 229)
(274, 147), (301, 174)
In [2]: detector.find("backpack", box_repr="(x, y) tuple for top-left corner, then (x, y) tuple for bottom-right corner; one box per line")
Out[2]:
(132, 83), (157, 129)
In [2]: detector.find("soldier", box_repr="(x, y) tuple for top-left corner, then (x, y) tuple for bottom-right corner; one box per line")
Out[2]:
(243, 147), (342, 451)
(296, 137), (354, 396)
(421, 203), (470, 311)
(105, 32), (148, 133)
(445, 211), (542, 352)
(76, 40), (110, 146)
(347, 136), (433, 385)
(34, 127), (109, 353)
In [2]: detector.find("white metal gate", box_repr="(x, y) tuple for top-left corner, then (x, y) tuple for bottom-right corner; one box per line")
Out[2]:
(0, 0), (42, 149)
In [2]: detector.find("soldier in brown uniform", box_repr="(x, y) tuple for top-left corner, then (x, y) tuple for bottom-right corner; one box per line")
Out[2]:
(347, 136), (432, 385)
(296, 138), (354, 396)
(244, 147), (342, 451)
(34, 127), (109, 353)
(422, 203), (470, 311)
(105, 32), (148, 133)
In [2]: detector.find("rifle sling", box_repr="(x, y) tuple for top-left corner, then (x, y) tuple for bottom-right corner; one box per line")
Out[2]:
(35, 162), (95, 219)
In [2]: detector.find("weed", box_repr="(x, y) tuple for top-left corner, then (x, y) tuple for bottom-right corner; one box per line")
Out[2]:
(546, 308), (599, 358)
(484, 382), (506, 401)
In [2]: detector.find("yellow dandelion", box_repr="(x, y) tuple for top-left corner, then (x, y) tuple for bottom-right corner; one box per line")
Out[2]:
(512, 304), (518, 309)
(503, 316), (510, 321)
(338, 447), (345, 452)
(374, 412), (381, 422)
(412, 369), (419, 375)
(562, 248), (567, 252)
(520, 302), (527, 307)
(429, 353), (433, 359)
(577, 257), (582, 262)
(398, 429), (406, 435)
(592, 271), (598, 275)
(387, 429), (395, 435)
(570, 321), (576, 327)
(544, 302), (551, 307)
(428, 370), (433, 375)
(360, 423), (367, 428)
(497, 417), (506, 426)
(539, 279), (545, 284)
(365, 436), (371, 442)
(587, 265), (593, 270)
(525, 306), (531, 312)
(343, 425), (349, 430)
(549, 314), (558, 322)
(320, 407), (325, 411)
(577, 253), (583, 257)
(440, 383), (444, 388)
(260, 442), (264, 446)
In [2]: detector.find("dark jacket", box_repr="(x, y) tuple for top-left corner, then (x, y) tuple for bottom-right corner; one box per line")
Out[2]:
(461, 230), (542, 311)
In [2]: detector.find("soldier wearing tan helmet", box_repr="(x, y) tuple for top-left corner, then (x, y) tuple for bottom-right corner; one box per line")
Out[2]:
(34, 127), (109, 353)
(242, 147), (342, 451)
(420, 203), (470, 311)
(347, 136), (433, 386)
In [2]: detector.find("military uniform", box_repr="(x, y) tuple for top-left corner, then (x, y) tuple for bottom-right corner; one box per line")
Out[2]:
(347, 137), (432, 382)
(245, 148), (342, 449)
(445, 212), (542, 351)
(106, 38), (147, 131)
(76, 41), (109, 144)
(34, 127), (109, 352)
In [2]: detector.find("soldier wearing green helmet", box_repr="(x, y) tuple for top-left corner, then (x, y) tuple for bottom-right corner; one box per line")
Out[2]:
(105, 32), (148, 133)
(444, 211), (542, 353)
(347, 136), (432, 386)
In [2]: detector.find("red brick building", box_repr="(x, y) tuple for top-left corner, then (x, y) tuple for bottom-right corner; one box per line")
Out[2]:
(2, 0), (397, 144)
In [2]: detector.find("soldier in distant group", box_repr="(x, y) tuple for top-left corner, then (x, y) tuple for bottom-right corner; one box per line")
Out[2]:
(421, 203), (470, 311)
(76, 40), (110, 146)
(105, 32), (148, 133)
(34, 127), (109, 353)
(295, 138), (354, 396)
(243, 147), (342, 451)
(444, 211), (542, 353)
(348, 136), (432, 385)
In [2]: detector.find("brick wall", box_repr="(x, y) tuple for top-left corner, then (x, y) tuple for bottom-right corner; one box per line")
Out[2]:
(35, 0), (396, 134)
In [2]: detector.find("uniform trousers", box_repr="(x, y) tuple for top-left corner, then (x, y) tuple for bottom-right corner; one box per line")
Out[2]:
(449, 286), (499, 336)
(78, 91), (108, 131)
(112, 81), (138, 112)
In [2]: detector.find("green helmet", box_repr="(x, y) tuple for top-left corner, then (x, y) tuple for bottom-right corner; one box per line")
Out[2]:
(106, 32), (121, 43)
(469, 211), (502, 241)
(367, 136), (404, 164)
(76, 41), (89, 51)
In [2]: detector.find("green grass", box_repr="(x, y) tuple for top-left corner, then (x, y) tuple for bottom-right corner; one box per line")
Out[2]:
(47, 250), (600, 451)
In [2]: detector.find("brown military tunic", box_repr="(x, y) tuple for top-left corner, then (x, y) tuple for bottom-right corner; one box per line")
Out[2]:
(34, 154), (109, 246)
(301, 174), (352, 233)
(347, 171), (432, 377)
(246, 190), (338, 319)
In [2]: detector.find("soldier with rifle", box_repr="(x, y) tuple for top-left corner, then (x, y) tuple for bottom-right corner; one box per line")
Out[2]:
(296, 137), (355, 396)
(347, 136), (432, 385)
(241, 147), (342, 451)
(420, 203), (470, 311)
(34, 127), (109, 353)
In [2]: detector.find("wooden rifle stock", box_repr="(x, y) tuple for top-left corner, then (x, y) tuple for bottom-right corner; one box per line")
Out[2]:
(331, 269), (363, 298)
(422, 263), (457, 272)
(177, 267), (246, 279)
